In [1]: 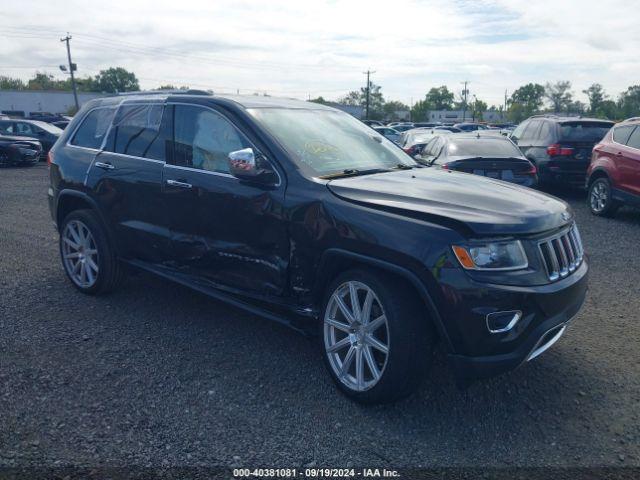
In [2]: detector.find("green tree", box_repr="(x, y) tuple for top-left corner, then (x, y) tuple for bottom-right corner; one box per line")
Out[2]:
(27, 72), (64, 90)
(359, 83), (385, 119)
(425, 86), (454, 110)
(507, 83), (545, 122)
(472, 98), (488, 121)
(545, 81), (573, 113)
(583, 83), (607, 115)
(0, 76), (26, 90)
(597, 99), (619, 120)
(338, 91), (361, 106)
(93, 67), (140, 93)
(618, 85), (640, 119)
(410, 98), (432, 121)
(383, 100), (409, 121)
(309, 96), (330, 105)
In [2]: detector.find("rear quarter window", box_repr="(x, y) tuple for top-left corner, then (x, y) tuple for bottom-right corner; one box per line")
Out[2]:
(612, 125), (635, 145)
(71, 107), (116, 149)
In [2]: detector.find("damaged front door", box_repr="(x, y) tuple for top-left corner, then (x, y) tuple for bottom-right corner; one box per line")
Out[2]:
(162, 103), (288, 296)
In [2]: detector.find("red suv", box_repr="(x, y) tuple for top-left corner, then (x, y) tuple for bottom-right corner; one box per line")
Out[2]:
(587, 118), (640, 216)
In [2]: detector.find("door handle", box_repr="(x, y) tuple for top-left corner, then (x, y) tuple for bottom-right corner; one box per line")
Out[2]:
(95, 161), (115, 170)
(166, 179), (193, 189)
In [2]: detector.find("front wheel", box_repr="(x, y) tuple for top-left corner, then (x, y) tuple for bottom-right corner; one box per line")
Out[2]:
(320, 269), (434, 404)
(588, 177), (619, 217)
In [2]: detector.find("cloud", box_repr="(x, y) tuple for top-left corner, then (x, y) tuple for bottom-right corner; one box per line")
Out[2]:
(1, 0), (639, 105)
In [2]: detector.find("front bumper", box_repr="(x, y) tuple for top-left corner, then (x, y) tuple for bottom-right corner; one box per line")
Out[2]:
(443, 260), (588, 380)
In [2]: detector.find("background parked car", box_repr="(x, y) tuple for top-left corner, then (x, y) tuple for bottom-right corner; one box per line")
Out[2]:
(413, 122), (442, 128)
(586, 117), (640, 216)
(454, 122), (489, 132)
(362, 119), (384, 128)
(372, 126), (401, 144)
(0, 135), (42, 166)
(400, 128), (453, 155)
(415, 133), (538, 187)
(0, 119), (63, 157)
(510, 115), (614, 188)
(52, 120), (70, 130)
(434, 125), (462, 133)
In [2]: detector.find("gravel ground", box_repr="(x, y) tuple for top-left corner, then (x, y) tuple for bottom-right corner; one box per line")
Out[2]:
(1, 164), (639, 470)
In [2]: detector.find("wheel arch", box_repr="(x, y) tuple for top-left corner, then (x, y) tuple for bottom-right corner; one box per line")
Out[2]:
(314, 248), (454, 352)
(56, 190), (103, 230)
(587, 167), (613, 187)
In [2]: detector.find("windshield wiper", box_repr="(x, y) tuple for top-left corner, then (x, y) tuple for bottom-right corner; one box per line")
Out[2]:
(393, 163), (421, 170)
(319, 168), (392, 179)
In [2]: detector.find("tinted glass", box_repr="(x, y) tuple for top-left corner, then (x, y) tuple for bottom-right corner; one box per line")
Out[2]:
(625, 127), (640, 150)
(248, 108), (415, 177)
(16, 123), (35, 135)
(612, 125), (635, 144)
(559, 122), (613, 142)
(447, 138), (523, 157)
(173, 105), (250, 174)
(104, 104), (166, 159)
(520, 120), (541, 141)
(0, 121), (11, 134)
(510, 121), (528, 142)
(71, 107), (116, 149)
(538, 121), (553, 140)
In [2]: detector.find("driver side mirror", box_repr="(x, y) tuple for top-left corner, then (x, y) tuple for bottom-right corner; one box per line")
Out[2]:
(228, 148), (278, 186)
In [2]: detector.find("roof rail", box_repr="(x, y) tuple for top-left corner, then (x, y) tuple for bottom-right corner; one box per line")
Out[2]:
(529, 114), (559, 119)
(115, 89), (213, 96)
(623, 116), (640, 122)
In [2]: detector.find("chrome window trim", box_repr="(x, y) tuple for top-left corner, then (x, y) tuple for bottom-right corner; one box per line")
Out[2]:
(166, 101), (283, 187)
(611, 124), (640, 151)
(163, 163), (235, 179)
(66, 104), (121, 151)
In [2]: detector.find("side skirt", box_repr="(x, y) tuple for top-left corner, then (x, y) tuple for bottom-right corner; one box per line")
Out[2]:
(124, 259), (316, 336)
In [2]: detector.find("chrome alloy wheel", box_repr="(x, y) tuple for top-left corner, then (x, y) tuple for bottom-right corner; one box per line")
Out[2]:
(590, 180), (609, 213)
(61, 220), (99, 288)
(324, 281), (390, 392)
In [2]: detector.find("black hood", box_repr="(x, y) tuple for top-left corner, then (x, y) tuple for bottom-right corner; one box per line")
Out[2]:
(327, 168), (571, 236)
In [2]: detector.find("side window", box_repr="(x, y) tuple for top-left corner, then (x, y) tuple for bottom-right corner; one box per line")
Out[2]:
(538, 121), (552, 142)
(16, 123), (35, 135)
(0, 122), (13, 134)
(625, 127), (640, 150)
(520, 120), (541, 142)
(172, 105), (250, 174)
(104, 104), (165, 160)
(421, 137), (438, 158)
(510, 121), (528, 142)
(613, 125), (635, 145)
(71, 108), (116, 149)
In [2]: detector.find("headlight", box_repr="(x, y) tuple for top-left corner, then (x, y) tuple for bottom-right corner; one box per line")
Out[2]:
(452, 240), (528, 271)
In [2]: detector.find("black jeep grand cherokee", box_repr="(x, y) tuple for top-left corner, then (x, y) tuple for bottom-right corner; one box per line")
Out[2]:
(48, 92), (588, 404)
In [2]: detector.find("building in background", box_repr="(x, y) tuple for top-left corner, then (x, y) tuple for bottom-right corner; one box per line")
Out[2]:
(427, 109), (506, 123)
(0, 90), (107, 117)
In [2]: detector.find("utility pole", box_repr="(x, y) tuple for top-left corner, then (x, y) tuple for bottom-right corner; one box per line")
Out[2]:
(504, 89), (508, 120)
(60, 34), (79, 111)
(461, 81), (469, 122)
(363, 70), (375, 120)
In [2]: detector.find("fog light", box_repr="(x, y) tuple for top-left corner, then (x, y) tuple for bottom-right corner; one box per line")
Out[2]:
(486, 310), (522, 334)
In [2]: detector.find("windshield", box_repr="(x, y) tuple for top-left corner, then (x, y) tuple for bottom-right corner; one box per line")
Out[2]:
(249, 108), (416, 177)
(559, 122), (613, 143)
(447, 138), (522, 157)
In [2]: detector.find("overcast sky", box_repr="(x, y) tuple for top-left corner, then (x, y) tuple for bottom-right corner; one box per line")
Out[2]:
(2, 0), (639, 107)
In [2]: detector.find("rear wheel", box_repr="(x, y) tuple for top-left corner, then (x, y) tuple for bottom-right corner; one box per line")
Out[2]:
(59, 209), (124, 294)
(588, 177), (619, 217)
(320, 269), (434, 404)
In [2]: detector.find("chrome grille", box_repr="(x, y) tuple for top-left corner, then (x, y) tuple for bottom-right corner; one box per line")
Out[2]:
(538, 225), (584, 281)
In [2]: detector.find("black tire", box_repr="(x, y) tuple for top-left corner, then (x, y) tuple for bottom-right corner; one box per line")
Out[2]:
(59, 209), (125, 294)
(588, 177), (619, 217)
(319, 268), (435, 404)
